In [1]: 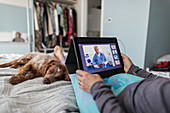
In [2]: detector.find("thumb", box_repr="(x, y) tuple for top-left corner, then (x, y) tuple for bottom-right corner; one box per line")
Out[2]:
(121, 53), (126, 59)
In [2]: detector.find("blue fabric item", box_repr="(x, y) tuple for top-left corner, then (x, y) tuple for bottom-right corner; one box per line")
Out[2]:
(69, 73), (144, 113)
(69, 74), (99, 113)
(104, 73), (144, 96)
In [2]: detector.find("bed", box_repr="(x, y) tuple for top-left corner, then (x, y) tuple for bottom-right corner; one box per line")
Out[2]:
(0, 54), (79, 113)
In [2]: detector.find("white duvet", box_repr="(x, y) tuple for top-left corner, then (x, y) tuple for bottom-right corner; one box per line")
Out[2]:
(0, 54), (79, 113)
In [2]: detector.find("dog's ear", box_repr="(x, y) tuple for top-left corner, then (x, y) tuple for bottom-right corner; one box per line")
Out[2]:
(61, 64), (70, 81)
(42, 61), (57, 75)
(42, 64), (51, 75)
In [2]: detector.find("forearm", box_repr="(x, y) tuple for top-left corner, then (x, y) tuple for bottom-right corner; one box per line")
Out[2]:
(127, 64), (157, 78)
(91, 81), (126, 113)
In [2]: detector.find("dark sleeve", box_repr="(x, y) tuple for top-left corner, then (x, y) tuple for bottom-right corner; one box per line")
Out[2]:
(127, 64), (158, 79)
(90, 81), (126, 113)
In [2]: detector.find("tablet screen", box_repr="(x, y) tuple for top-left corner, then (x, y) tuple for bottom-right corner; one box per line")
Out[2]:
(78, 43), (122, 73)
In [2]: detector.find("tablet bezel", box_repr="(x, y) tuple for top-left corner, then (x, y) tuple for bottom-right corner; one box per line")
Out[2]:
(73, 37), (125, 78)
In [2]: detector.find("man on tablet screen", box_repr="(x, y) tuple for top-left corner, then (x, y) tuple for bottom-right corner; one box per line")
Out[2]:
(93, 46), (108, 68)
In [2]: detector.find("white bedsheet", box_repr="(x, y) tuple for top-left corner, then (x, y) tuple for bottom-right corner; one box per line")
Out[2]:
(0, 54), (79, 113)
(0, 54), (22, 76)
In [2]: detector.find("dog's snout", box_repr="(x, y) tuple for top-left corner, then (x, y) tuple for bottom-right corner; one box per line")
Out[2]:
(43, 79), (50, 84)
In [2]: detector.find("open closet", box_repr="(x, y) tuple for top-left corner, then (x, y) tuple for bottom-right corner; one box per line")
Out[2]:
(33, 0), (78, 53)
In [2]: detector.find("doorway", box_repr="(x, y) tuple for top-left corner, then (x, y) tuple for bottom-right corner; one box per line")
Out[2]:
(87, 0), (101, 37)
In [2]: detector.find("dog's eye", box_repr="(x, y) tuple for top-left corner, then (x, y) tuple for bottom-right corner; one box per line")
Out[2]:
(49, 69), (54, 73)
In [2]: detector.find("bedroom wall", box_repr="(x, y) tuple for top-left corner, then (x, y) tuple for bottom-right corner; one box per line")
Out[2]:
(0, 3), (27, 33)
(144, 0), (170, 68)
(101, 0), (150, 68)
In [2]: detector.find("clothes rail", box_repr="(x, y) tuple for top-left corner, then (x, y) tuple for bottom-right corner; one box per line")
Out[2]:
(35, 0), (77, 5)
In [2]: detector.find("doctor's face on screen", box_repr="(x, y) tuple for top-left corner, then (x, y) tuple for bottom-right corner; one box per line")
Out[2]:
(94, 46), (100, 54)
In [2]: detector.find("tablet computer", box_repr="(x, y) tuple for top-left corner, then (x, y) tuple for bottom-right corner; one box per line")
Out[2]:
(65, 37), (124, 78)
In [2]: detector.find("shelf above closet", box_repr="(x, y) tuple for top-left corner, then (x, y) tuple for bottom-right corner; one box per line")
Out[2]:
(36, 0), (77, 5)
(53, 0), (77, 5)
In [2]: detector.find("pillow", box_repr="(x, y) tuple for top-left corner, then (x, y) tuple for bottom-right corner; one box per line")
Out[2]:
(69, 73), (143, 113)
(157, 54), (170, 63)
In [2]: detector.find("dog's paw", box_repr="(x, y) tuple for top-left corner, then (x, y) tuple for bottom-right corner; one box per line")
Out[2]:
(9, 76), (25, 85)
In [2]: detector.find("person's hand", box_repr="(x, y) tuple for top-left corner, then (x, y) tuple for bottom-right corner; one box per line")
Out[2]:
(102, 61), (108, 65)
(76, 70), (103, 93)
(105, 61), (108, 65)
(102, 62), (105, 65)
(121, 53), (133, 73)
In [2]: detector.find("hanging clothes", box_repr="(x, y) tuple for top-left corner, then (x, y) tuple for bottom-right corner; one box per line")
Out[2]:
(34, 0), (77, 49)
(46, 6), (53, 36)
(34, 2), (42, 51)
(62, 7), (66, 37)
(34, 6), (39, 30)
(67, 8), (73, 45)
(54, 4), (59, 36)
(72, 8), (77, 36)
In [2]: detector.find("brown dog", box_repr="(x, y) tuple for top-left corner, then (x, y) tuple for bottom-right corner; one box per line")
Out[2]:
(0, 52), (70, 85)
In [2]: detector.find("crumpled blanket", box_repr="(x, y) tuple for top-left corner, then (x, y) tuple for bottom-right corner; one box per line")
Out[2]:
(0, 54), (79, 113)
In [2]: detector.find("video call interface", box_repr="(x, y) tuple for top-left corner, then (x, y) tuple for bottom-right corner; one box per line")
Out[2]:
(78, 43), (122, 73)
